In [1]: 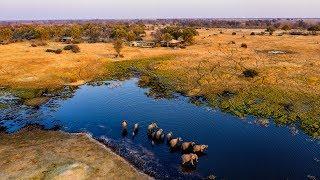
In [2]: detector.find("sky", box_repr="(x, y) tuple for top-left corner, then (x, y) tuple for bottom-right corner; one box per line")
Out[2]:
(0, 0), (319, 20)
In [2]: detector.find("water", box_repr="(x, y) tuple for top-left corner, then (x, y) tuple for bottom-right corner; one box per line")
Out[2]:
(1, 78), (320, 179)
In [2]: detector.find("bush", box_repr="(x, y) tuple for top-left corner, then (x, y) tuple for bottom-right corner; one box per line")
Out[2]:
(55, 49), (62, 54)
(31, 43), (37, 47)
(241, 43), (248, 48)
(63, 44), (80, 53)
(232, 32), (237, 35)
(243, 69), (258, 78)
(307, 25), (320, 32)
(46, 49), (62, 54)
(250, 32), (255, 35)
(228, 41), (236, 44)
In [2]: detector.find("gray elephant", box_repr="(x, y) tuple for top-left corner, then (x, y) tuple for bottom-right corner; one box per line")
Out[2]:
(132, 123), (139, 135)
(181, 153), (198, 165)
(147, 122), (158, 133)
(169, 137), (183, 148)
(193, 145), (208, 153)
(121, 120), (128, 130)
(166, 132), (173, 142)
(181, 142), (195, 151)
(155, 129), (164, 140)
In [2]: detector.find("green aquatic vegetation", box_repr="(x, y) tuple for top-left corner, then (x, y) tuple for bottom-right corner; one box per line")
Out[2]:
(0, 103), (8, 109)
(9, 88), (47, 100)
(213, 86), (320, 137)
(105, 55), (176, 79)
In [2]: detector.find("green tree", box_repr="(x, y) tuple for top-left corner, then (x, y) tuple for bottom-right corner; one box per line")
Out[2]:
(308, 25), (320, 32)
(266, 26), (276, 35)
(161, 33), (173, 41)
(126, 31), (137, 41)
(113, 39), (123, 57)
(281, 25), (291, 31)
(35, 27), (50, 41)
(111, 26), (128, 39)
(0, 27), (13, 42)
(70, 24), (83, 39)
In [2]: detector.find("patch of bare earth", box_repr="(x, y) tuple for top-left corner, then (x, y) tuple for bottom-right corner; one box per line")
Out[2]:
(0, 126), (151, 179)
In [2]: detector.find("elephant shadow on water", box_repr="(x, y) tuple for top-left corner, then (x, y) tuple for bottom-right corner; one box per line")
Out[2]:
(121, 129), (128, 137)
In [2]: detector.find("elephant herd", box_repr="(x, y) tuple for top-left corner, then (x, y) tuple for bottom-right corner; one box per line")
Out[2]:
(121, 120), (208, 167)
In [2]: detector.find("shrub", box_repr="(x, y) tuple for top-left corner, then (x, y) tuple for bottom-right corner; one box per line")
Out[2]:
(308, 25), (320, 32)
(46, 49), (62, 54)
(228, 41), (236, 44)
(241, 43), (248, 48)
(55, 49), (62, 54)
(63, 44), (80, 53)
(250, 32), (255, 35)
(243, 69), (258, 78)
(281, 25), (291, 31)
(232, 32), (237, 35)
(266, 26), (276, 35)
(45, 49), (54, 52)
(31, 43), (37, 47)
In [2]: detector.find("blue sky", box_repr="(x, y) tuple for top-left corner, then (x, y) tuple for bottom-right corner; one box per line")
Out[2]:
(0, 0), (319, 20)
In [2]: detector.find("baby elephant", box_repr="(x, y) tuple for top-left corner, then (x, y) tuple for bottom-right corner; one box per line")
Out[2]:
(121, 120), (128, 130)
(181, 153), (198, 166)
(169, 137), (183, 148)
(181, 142), (196, 151)
(193, 145), (208, 153)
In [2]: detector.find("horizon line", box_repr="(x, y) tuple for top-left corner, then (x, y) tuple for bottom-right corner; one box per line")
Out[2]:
(1, 17), (320, 22)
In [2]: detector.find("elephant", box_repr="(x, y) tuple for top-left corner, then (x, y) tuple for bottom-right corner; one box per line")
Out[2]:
(132, 123), (139, 136)
(193, 145), (208, 153)
(147, 122), (158, 134)
(181, 142), (196, 151)
(155, 129), (164, 140)
(121, 120), (128, 130)
(169, 137), (183, 148)
(166, 132), (173, 142)
(181, 153), (198, 165)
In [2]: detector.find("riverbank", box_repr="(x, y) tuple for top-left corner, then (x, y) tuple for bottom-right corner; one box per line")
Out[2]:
(0, 125), (151, 179)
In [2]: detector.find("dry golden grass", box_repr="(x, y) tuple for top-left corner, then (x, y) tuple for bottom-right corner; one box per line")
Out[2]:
(0, 42), (184, 88)
(154, 28), (320, 95)
(0, 28), (319, 94)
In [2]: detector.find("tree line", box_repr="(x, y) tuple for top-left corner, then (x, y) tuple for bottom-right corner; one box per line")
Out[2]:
(0, 23), (146, 44)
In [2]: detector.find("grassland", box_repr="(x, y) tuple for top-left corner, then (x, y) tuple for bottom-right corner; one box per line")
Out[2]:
(1, 28), (320, 138)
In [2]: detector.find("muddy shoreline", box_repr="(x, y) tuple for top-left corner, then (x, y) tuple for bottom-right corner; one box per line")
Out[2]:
(0, 125), (152, 179)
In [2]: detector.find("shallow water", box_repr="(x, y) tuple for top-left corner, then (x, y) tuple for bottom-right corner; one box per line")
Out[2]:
(1, 78), (320, 179)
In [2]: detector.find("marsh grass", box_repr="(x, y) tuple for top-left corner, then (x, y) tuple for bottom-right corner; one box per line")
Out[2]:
(103, 54), (320, 138)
